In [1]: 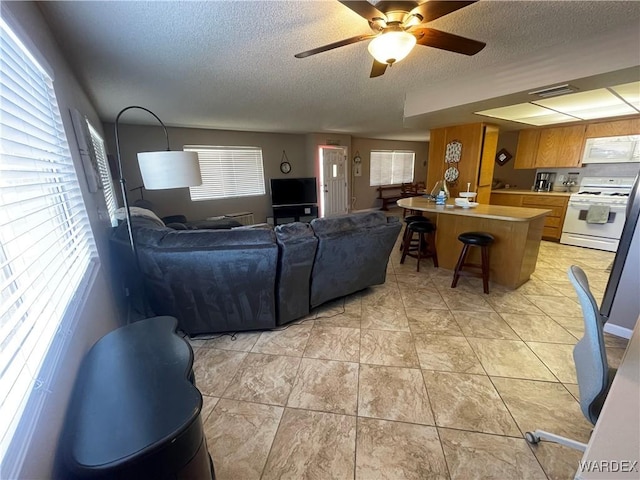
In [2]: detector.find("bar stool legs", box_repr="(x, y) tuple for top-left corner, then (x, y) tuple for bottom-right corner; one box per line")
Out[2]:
(451, 244), (470, 289)
(451, 232), (494, 294)
(400, 215), (426, 252)
(400, 221), (438, 272)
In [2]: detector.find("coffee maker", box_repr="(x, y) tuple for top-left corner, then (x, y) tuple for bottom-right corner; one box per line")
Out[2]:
(534, 172), (556, 192)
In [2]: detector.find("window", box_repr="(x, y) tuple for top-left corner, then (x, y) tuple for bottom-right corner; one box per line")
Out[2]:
(369, 150), (415, 186)
(185, 146), (266, 201)
(87, 122), (118, 226)
(0, 17), (97, 464)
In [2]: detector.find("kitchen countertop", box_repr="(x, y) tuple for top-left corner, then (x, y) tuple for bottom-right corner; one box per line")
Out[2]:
(491, 189), (573, 196)
(398, 197), (551, 221)
(397, 196), (551, 289)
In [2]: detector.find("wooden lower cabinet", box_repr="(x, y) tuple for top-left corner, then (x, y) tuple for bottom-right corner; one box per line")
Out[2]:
(490, 192), (569, 241)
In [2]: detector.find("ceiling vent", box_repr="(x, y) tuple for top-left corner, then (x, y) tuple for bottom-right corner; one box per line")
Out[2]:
(528, 84), (578, 98)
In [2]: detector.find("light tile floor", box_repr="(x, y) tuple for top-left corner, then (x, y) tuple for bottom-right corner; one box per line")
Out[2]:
(190, 219), (629, 480)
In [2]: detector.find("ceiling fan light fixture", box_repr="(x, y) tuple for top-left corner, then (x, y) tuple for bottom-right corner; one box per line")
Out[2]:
(368, 31), (416, 65)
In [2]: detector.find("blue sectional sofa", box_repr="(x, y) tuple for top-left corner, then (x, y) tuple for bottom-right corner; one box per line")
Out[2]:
(110, 211), (401, 336)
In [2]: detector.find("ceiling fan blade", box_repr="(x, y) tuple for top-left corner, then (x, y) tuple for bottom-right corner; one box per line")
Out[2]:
(339, 1), (387, 22)
(295, 34), (376, 58)
(370, 60), (388, 78)
(414, 28), (485, 55)
(409, 1), (477, 23)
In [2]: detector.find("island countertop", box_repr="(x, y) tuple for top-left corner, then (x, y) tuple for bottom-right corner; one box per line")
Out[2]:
(491, 189), (573, 197)
(397, 197), (551, 221)
(397, 197), (551, 289)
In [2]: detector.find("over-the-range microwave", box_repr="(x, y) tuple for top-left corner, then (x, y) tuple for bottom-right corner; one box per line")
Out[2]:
(582, 135), (640, 164)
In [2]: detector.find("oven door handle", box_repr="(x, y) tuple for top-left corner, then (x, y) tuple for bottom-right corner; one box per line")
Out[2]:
(569, 202), (626, 209)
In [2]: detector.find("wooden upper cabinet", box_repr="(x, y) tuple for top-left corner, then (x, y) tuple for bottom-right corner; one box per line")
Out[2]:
(514, 129), (539, 169)
(514, 125), (585, 169)
(558, 125), (587, 167)
(585, 117), (640, 138)
(536, 128), (565, 167)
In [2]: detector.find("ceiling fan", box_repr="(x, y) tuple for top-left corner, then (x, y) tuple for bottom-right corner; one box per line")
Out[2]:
(295, 1), (486, 78)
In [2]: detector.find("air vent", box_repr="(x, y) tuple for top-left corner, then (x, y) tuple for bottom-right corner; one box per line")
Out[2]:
(529, 84), (578, 98)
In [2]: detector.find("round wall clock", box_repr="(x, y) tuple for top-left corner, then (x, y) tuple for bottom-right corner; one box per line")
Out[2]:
(280, 161), (291, 174)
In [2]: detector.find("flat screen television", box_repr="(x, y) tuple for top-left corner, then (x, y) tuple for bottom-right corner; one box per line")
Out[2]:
(270, 177), (318, 206)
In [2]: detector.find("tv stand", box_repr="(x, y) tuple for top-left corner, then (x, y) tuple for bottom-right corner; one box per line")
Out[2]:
(273, 204), (318, 226)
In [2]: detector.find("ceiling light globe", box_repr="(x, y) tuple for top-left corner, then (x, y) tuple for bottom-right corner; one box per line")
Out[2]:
(368, 31), (416, 65)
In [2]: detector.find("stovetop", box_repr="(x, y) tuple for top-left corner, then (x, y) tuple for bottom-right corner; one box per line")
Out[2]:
(570, 176), (635, 205)
(576, 191), (630, 196)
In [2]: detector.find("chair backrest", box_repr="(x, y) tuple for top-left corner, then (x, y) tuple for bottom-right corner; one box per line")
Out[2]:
(568, 265), (611, 425)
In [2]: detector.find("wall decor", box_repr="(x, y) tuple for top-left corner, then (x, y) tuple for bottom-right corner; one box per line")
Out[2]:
(280, 150), (291, 174)
(495, 148), (512, 166)
(444, 140), (462, 185)
(353, 151), (362, 177)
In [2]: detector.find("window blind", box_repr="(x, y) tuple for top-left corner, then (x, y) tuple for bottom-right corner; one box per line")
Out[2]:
(0, 17), (97, 463)
(369, 150), (415, 186)
(87, 122), (118, 226)
(185, 146), (266, 201)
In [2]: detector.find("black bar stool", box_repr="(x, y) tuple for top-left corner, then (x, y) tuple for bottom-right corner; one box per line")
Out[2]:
(451, 232), (495, 294)
(400, 220), (438, 272)
(400, 215), (428, 251)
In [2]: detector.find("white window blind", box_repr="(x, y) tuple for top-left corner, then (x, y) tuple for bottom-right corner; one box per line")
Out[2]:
(0, 17), (97, 464)
(87, 122), (118, 226)
(185, 146), (266, 201)
(369, 150), (415, 186)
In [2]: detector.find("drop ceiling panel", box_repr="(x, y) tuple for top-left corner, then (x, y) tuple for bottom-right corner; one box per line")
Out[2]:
(611, 81), (640, 109)
(533, 89), (637, 119)
(474, 104), (577, 126)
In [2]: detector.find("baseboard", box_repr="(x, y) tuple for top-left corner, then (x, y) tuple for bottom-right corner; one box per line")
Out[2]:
(351, 208), (379, 213)
(603, 322), (633, 339)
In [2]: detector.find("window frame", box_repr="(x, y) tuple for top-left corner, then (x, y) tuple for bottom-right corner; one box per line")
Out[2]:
(0, 14), (99, 475)
(369, 150), (416, 186)
(185, 145), (266, 201)
(86, 122), (118, 226)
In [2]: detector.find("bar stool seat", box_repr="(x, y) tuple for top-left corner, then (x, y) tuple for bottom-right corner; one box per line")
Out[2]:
(400, 220), (438, 272)
(451, 232), (494, 294)
(400, 215), (429, 251)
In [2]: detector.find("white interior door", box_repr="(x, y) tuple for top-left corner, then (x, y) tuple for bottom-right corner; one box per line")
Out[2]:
(320, 146), (348, 217)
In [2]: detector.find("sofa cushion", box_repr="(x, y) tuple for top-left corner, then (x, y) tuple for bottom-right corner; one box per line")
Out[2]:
(309, 213), (401, 307)
(310, 211), (388, 235)
(114, 206), (165, 227)
(274, 222), (318, 325)
(111, 217), (278, 335)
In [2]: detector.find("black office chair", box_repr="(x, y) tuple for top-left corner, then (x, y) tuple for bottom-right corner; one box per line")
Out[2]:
(525, 265), (617, 451)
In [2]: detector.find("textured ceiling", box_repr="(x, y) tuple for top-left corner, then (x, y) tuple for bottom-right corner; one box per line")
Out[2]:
(39, 0), (640, 141)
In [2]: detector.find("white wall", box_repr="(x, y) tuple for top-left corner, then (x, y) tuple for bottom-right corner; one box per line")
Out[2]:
(351, 137), (429, 211)
(2, 3), (121, 478)
(104, 124), (310, 223)
(494, 131), (537, 189)
(104, 126), (429, 221)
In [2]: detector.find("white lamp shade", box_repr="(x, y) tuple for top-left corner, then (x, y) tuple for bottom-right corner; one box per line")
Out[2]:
(368, 31), (416, 65)
(137, 151), (202, 190)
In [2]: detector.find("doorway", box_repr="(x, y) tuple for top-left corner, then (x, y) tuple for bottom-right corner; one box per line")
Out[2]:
(319, 146), (348, 217)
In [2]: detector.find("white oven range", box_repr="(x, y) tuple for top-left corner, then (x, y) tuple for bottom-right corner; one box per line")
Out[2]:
(560, 176), (635, 252)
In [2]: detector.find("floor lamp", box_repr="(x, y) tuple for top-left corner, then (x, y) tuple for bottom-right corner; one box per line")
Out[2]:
(114, 105), (201, 258)
(114, 106), (201, 317)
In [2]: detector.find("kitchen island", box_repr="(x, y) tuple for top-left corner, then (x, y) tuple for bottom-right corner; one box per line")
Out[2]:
(398, 197), (551, 289)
